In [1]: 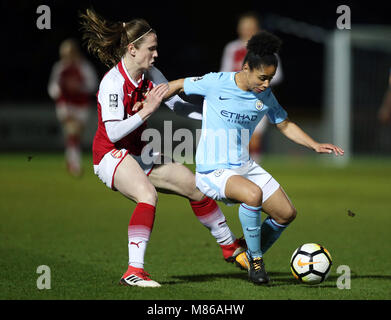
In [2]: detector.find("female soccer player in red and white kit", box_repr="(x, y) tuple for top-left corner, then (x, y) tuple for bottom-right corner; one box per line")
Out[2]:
(48, 39), (98, 176)
(80, 9), (245, 287)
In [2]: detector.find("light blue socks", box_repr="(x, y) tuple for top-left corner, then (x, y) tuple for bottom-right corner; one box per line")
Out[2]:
(239, 204), (263, 259)
(261, 216), (288, 254)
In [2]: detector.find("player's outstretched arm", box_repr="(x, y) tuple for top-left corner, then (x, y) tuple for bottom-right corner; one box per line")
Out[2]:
(131, 83), (168, 118)
(276, 119), (344, 156)
(165, 79), (185, 100)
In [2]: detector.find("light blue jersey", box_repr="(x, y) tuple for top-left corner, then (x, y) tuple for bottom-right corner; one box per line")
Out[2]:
(184, 72), (288, 172)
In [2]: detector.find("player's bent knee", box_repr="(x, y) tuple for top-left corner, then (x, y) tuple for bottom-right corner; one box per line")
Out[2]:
(277, 207), (297, 225)
(138, 187), (158, 206)
(187, 188), (204, 202)
(122, 184), (158, 206)
(245, 186), (263, 207)
(286, 207), (297, 224)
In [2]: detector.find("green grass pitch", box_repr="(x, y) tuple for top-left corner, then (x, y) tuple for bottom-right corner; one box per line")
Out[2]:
(1, 153), (390, 300)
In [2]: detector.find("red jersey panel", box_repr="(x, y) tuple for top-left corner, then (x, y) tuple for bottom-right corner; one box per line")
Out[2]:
(48, 59), (98, 107)
(58, 63), (90, 104)
(92, 60), (153, 165)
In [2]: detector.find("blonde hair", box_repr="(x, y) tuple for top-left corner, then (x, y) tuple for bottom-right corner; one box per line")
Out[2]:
(59, 38), (81, 61)
(79, 8), (155, 67)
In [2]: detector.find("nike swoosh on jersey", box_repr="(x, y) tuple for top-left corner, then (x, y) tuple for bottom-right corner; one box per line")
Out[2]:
(219, 96), (230, 100)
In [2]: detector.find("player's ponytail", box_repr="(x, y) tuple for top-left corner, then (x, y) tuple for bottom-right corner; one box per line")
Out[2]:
(79, 8), (155, 68)
(243, 31), (282, 70)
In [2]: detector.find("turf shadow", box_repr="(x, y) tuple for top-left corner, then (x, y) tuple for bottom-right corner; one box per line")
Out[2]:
(164, 272), (391, 288)
(164, 271), (296, 286)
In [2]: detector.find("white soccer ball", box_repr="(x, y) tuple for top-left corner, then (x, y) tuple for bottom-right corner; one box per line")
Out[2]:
(290, 243), (332, 285)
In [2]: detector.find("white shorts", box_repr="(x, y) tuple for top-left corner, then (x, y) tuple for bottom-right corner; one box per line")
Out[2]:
(93, 149), (159, 190)
(56, 103), (90, 124)
(196, 160), (280, 205)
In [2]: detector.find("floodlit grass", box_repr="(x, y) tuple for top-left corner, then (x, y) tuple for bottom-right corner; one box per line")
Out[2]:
(1, 153), (390, 300)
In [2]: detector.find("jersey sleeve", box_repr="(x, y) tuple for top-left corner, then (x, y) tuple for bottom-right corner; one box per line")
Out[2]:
(183, 73), (219, 97)
(264, 89), (288, 124)
(80, 60), (98, 94)
(97, 76), (125, 122)
(47, 62), (62, 100)
(146, 66), (168, 86)
(220, 43), (235, 72)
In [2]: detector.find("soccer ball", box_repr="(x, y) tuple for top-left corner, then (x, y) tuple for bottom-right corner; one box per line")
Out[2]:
(290, 243), (332, 285)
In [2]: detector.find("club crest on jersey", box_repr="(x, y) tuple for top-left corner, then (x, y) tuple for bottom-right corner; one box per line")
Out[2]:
(110, 149), (123, 159)
(255, 100), (264, 111)
(109, 94), (118, 110)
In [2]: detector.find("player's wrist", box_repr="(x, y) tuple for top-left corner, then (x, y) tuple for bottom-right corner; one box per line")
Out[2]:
(138, 104), (158, 120)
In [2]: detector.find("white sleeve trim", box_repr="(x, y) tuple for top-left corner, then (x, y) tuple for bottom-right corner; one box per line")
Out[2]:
(47, 62), (62, 100)
(165, 95), (203, 120)
(104, 113), (144, 143)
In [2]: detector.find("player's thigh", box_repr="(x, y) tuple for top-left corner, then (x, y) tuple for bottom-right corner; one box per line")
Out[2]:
(262, 187), (297, 224)
(225, 175), (263, 207)
(63, 119), (83, 136)
(148, 156), (203, 201)
(58, 105), (88, 136)
(114, 154), (157, 205)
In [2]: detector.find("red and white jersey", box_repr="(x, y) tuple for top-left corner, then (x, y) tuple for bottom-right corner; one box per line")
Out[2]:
(92, 59), (154, 165)
(220, 39), (283, 85)
(220, 39), (248, 72)
(48, 59), (98, 106)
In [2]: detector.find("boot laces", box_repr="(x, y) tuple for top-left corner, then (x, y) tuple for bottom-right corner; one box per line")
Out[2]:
(252, 257), (263, 271)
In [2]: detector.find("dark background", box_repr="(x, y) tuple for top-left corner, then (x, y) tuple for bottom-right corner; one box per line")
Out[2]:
(1, 0), (390, 115)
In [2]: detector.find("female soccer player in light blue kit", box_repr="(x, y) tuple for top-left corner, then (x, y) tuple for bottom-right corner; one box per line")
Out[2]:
(167, 31), (344, 285)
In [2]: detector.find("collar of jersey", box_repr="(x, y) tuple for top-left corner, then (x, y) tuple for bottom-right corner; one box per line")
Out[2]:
(119, 57), (145, 88)
(229, 72), (268, 99)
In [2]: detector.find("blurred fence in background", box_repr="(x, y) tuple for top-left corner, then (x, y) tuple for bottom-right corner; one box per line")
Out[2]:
(1, 21), (391, 160)
(0, 102), (330, 160)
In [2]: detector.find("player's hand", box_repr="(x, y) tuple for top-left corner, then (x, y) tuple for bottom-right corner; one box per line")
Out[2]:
(132, 101), (144, 112)
(314, 143), (344, 156)
(143, 83), (169, 114)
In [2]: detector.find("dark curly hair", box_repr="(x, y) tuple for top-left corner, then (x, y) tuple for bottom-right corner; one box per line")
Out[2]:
(243, 31), (282, 70)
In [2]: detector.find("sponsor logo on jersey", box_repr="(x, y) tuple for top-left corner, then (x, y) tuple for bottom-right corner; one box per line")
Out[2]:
(221, 110), (258, 123)
(110, 149), (123, 159)
(255, 100), (264, 111)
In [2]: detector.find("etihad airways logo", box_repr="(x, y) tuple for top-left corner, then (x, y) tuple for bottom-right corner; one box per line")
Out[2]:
(220, 110), (257, 123)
